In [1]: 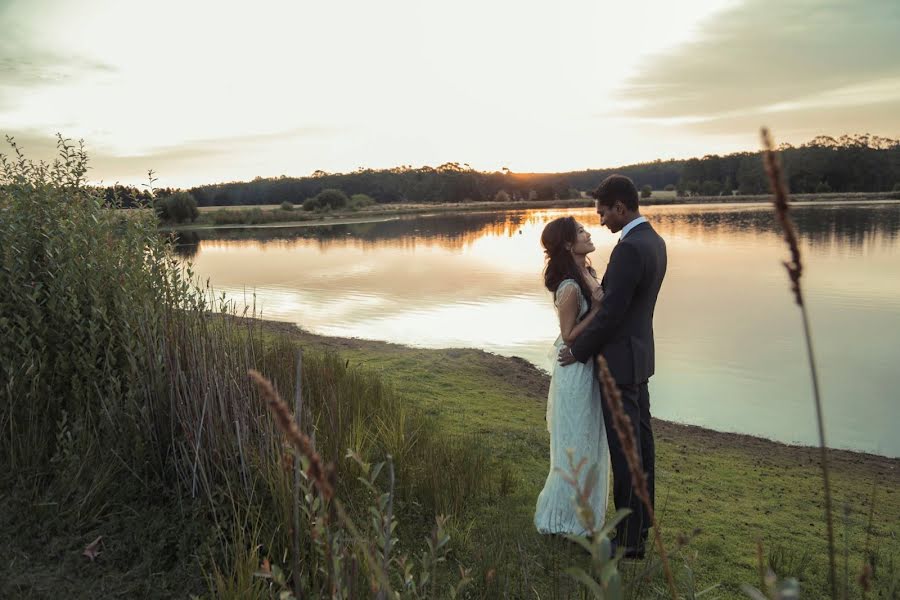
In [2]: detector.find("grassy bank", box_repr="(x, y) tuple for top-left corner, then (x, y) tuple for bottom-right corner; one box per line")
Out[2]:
(252, 322), (900, 599)
(4, 314), (897, 597)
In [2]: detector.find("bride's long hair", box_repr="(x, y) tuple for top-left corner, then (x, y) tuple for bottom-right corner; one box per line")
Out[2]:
(541, 216), (595, 307)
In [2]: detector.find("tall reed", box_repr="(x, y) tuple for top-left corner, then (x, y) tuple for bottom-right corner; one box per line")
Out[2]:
(595, 355), (677, 600)
(761, 127), (837, 599)
(1, 137), (494, 596)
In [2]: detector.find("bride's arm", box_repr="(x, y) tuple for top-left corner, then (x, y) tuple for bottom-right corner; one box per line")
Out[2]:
(558, 285), (602, 346)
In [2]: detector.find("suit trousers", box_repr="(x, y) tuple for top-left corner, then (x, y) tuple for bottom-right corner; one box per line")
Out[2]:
(601, 380), (655, 550)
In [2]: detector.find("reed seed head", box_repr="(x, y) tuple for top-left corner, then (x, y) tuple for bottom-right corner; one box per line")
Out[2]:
(761, 127), (804, 306)
(249, 369), (334, 500)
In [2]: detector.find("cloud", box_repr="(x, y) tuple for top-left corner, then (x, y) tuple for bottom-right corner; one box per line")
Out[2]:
(622, 0), (900, 137)
(0, 46), (113, 88)
(1, 126), (339, 187)
(0, 5), (115, 111)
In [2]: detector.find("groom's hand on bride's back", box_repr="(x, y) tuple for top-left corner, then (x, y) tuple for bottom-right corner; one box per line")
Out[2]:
(558, 345), (577, 366)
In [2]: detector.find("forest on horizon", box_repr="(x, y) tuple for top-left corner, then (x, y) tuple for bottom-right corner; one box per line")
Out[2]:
(104, 133), (900, 207)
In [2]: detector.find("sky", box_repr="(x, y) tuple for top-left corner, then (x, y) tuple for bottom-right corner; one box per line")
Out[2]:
(1, 0), (898, 188)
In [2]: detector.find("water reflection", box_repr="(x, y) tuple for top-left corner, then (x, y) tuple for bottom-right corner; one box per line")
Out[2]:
(184, 202), (900, 457)
(179, 211), (537, 252)
(172, 230), (200, 259)
(181, 202), (900, 253)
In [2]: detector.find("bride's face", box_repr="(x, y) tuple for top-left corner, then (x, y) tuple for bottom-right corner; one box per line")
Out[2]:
(570, 221), (595, 256)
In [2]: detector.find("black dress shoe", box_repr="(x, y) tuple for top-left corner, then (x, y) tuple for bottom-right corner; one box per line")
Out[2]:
(609, 540), (646, 560)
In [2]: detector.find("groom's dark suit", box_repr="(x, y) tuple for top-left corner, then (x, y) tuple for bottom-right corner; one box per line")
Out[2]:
(570, 220), (666, 551)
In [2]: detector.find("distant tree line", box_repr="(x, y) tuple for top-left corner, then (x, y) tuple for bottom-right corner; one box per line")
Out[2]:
(552, 134), (900, 198)
(102, 134), (900, 208)
(186, 163), (585, 207)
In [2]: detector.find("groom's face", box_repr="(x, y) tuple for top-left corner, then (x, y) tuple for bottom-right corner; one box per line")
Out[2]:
(596, 200), (626, 233)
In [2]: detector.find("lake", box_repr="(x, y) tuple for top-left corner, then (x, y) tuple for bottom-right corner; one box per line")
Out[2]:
(179, 201), (900, 458)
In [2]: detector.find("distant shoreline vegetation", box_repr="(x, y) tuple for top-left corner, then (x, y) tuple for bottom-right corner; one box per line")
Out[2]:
(100, 134), (899, 216)
(156, 191), (900, 231)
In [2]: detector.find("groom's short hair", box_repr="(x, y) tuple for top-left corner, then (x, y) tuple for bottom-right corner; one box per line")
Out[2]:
(591, 175), (639, 211)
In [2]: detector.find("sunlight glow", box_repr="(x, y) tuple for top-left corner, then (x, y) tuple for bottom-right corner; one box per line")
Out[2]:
(2, 0), (896, 187)
(2, 0), (737, 186)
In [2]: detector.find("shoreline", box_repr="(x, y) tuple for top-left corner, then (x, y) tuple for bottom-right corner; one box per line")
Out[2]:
(260, 318), (900, 466)
(159, 191), (900, 231)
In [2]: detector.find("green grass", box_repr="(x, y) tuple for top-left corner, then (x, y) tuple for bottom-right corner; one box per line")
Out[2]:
(4, 317), (897, 597)
(276, 325), (900, 599)
(0, 484), (211, 598)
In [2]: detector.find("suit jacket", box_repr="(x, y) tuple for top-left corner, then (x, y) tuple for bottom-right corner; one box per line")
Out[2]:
(570, 221), (667, 385)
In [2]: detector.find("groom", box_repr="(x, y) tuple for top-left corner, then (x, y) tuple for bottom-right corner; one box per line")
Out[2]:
(558, 174), (667, 559)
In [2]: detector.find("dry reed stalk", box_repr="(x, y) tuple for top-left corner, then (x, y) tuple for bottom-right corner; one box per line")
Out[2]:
(376, 458), (395, 600)
(292, 351), (303, 600)
(249, 367), (393, 594)
(595, 355), (677, 600)
(249, 369), (334, 500)
(761, 127), (837, 599)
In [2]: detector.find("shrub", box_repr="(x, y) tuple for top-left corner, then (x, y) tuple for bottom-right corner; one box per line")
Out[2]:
(893, 182), (900, 192)
(664, 183), (676, 192)
(153, 196), (170, 220)
(1, 136), (497, 597)
(155, 191), (198, 223)
(314, 188), (349, 210)
(0, 136), (192, 491)
(171, 191), (199, 222)
(303, 189), (349, 211)
(280, 200), (294, 211)
(349, 193), (376, 209)
(641, 184), (652, 198)
(494, 189), (511, 203)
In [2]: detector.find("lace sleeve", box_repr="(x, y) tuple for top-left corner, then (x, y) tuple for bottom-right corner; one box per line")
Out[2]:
(554, 279), (580, 308)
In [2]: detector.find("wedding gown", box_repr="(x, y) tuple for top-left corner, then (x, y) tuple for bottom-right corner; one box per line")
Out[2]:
(534, 278), (610, 536)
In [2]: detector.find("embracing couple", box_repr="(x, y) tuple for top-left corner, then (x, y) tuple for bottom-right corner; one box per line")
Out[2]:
(533, 174), (667, 559)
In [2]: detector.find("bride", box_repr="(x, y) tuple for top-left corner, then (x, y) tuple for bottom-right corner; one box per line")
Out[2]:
(534, 216), (610, 536)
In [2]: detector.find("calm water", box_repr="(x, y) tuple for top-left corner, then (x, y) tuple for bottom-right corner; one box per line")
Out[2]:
(180, 202), (900, 457)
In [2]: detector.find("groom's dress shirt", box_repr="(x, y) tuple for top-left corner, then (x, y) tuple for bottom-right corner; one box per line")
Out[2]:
(620, 216), (648, 241)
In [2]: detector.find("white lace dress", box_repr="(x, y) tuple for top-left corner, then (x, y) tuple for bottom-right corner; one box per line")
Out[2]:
(534, 278), (610, 535)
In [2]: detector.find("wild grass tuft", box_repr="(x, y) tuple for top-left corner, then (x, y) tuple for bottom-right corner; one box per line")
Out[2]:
(0, 136), (494, 597)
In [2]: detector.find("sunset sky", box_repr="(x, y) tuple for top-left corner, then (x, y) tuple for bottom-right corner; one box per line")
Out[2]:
(2, 0), (898, 188)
